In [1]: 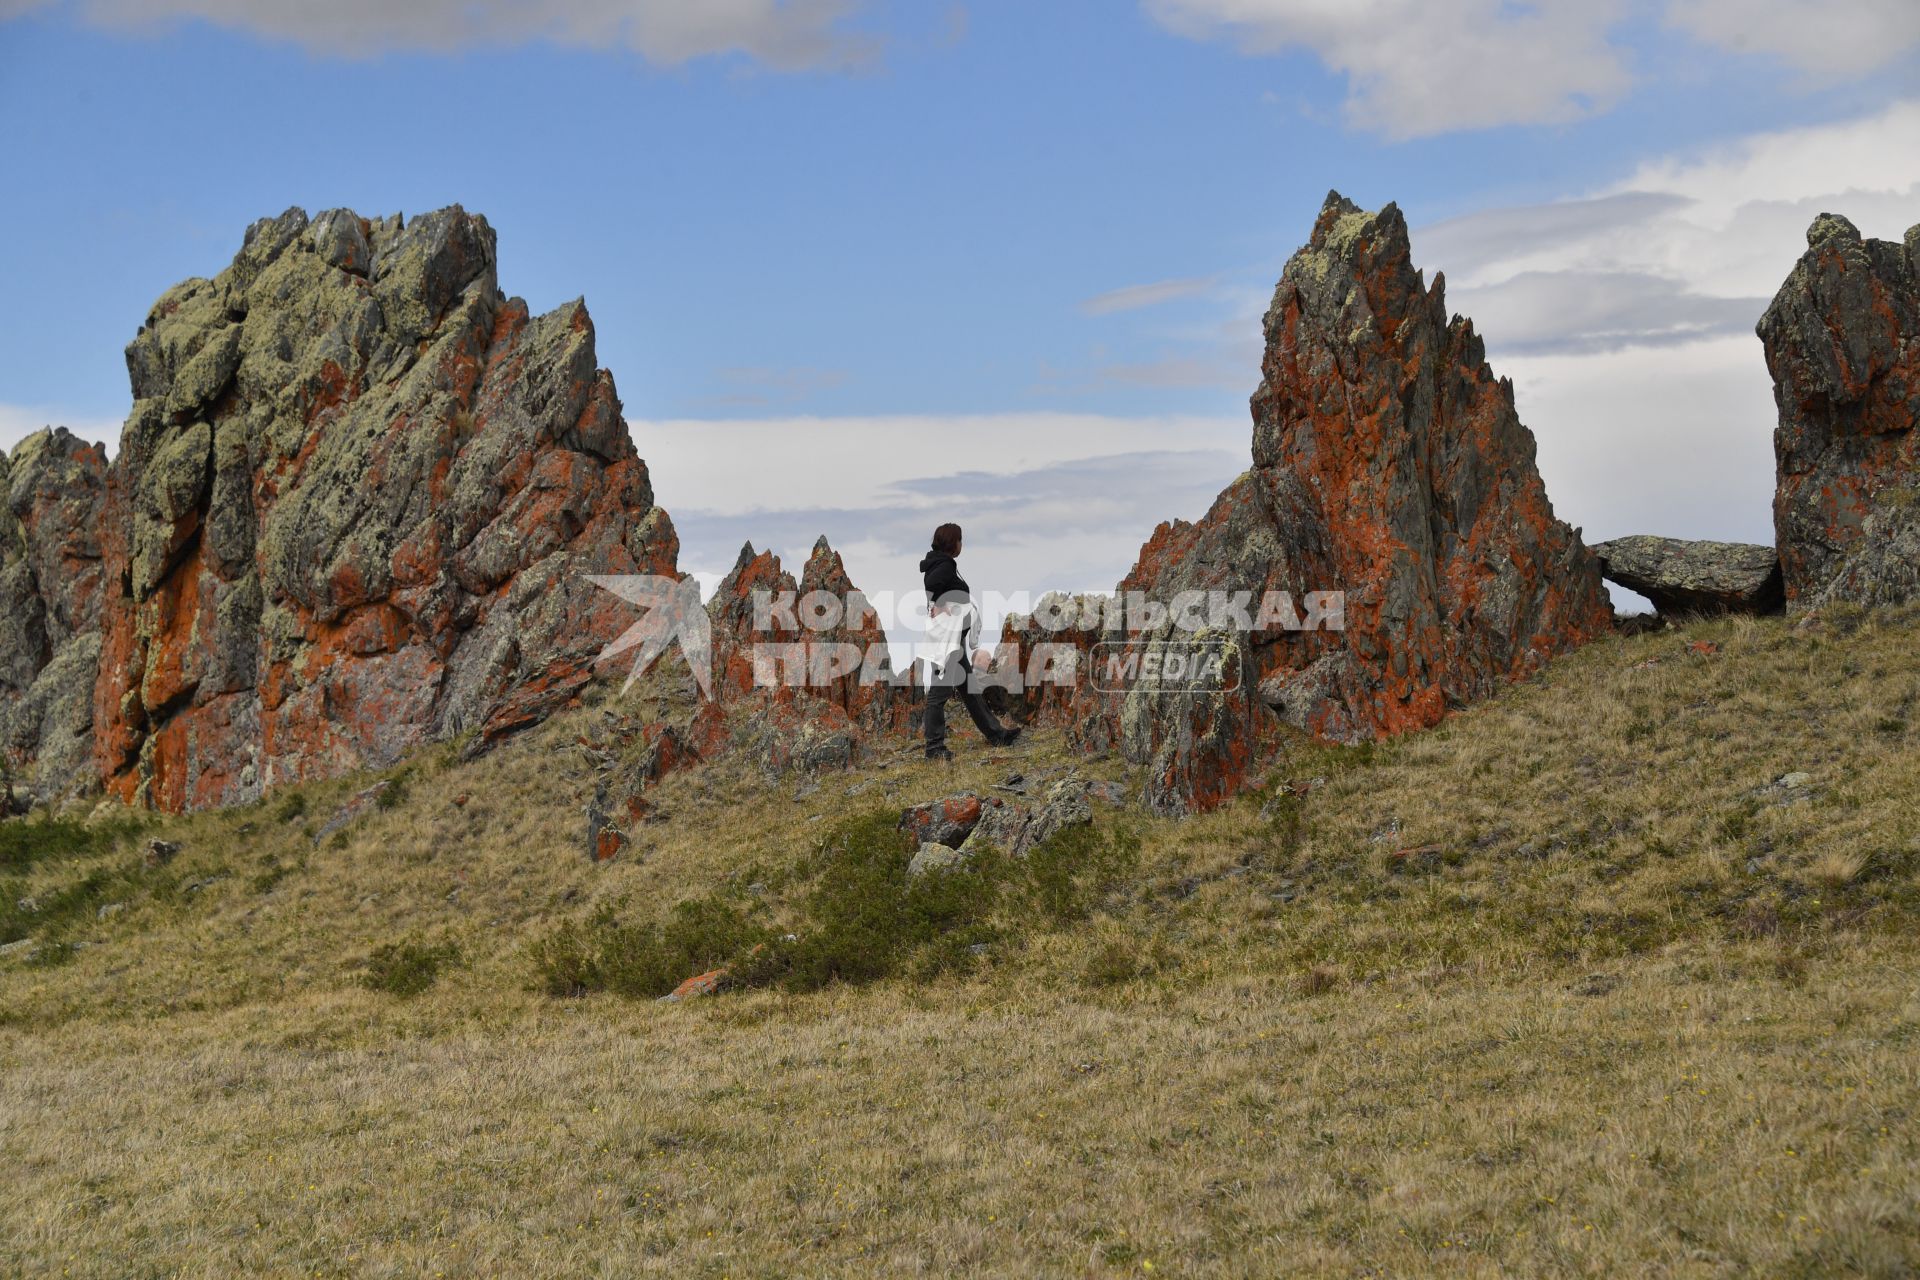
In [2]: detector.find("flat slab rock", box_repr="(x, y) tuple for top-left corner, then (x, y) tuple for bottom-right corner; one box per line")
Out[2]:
(1591, 536), (1783, 616)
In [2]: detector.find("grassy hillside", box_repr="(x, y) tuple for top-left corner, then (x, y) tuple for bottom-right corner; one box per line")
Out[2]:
(3, 611), (1918, 1277)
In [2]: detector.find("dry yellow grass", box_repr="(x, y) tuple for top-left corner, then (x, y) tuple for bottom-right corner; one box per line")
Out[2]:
(3, 612), (1918, 1276)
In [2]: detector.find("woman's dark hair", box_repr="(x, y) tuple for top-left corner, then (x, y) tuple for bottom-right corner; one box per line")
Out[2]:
(931, 523), (963, 555)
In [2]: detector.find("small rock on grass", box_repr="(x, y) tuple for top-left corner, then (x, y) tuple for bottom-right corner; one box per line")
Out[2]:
(908, 841), (970, 879)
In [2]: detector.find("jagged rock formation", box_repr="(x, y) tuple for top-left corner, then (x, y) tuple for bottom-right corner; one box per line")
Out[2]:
(1003, 193), (1613, 813)
(581, 535), (913, 859)
(1759, 214), (1920, 613)
(0, 429), (109, 803)
(1592, 536), (1783, 616)
(704, 536), (911, 775)
(92, 206), (680, 810)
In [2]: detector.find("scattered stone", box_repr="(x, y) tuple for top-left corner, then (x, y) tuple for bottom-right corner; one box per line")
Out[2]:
(957, 800), (1032, 858)
(0, 938), (36, 958)
(1778, 771), (1813, 789)
(1591, 536), (1783, 616)
(1025, 779), (1093, 850)
(1085, 779), (1127, 807)
(1760, 212), (1920, 612)
(658, 968), (728, 1003)
(898, 792), (985, 848)
(584, 788), (629, 863)
(143, 838), (181, 867)
(96, 901), (125, 920)
(313, 780), (391, 845)
(908, 841), (970, 879)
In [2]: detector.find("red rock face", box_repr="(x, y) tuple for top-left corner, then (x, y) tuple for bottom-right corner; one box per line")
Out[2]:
(1758, 214), (1920, 612)
(1003, 193), (1613, 813)
(91, 206), (680, 810)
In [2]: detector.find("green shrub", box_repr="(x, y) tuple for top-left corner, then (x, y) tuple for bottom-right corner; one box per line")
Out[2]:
(529, 921), (601, 998)
(534, 806), (1145, 1001)
(375, 773), (409, 811)
(1023, 822), (1139, 923)
(755, 812), (1006, 991)
(0, 813), (143, 875)
(363, 939), (460, 997)
(531, 895), (770, 999)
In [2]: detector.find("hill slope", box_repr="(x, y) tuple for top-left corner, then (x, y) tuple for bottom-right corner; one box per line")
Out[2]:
(3, 611), (1918, 1276)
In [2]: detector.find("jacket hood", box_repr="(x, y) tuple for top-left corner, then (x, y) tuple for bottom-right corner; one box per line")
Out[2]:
(919, 550), (952, 573)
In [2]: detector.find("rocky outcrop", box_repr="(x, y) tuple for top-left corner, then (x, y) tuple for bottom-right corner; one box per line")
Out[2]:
(899, 792), (985, 847)
(91, 206), (680, 810)
(705, 537), (910, 776)
(1760, 214), (1920, 612)
(1003, 193), (1613, 813)
(579, 535), (911, 859)
(0, 429), (109, 802)
(1591, 536), (1783, 616)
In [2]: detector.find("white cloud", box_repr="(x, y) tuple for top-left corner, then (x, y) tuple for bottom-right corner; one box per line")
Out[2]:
(1417, 100), (1920, 352)
(18, 0), (878, 68)
(1667, 0), (1920, 76)
(1505, 335), (1778, 547)
(634, 411), (1245, 516)
(1145, 0), (1920, 138)
(632, 413), (1248, 652)
(1143, 0), (1632, 139)
(1079, 276), (1217, 315)
(1413, 101), (1920, 548)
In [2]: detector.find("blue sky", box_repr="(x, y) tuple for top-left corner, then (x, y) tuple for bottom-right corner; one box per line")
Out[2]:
(3, 0), (1918, 623)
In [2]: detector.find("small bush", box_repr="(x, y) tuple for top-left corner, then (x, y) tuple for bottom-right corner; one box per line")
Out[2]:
(1023, 821), (1139, 923)
(375, 773), (409, 811)
(270, 792), (308, 823)
(756, 813), (1006, 992)
(363, 939), (460, 997)
(534, 807), (1146, 1001)
(1082, 939), (1140, 987)
(0, 813), (143, 875)
(531, 896), (770, 999)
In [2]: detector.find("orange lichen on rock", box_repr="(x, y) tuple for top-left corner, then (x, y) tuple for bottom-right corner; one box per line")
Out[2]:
(90, 206), (683, 810)
(1005, 192), (1612, 814)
